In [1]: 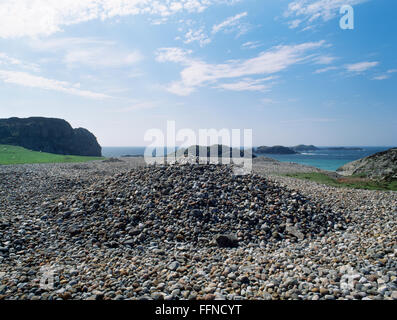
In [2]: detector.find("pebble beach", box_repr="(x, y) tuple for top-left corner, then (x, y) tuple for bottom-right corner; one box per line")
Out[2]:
(0, 157), (396, 300)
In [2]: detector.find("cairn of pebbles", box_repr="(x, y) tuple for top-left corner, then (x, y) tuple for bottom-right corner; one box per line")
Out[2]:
(0, 160), (396, 300)
(40, 164), (347, 248)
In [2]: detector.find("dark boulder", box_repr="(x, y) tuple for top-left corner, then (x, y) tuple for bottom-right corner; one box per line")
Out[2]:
(215, 234), (239, 248)
(0, 117), (101, 156)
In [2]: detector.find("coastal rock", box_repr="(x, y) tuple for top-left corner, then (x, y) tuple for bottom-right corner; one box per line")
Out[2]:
(0, 117), (101, 156)
(291, 145), (319, 152)
(255, 146), (297, 155)
(337, 148), (397, 181)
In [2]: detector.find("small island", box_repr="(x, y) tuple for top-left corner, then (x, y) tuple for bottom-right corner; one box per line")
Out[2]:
(255, 145), (298, 155)
(291, 144), (319, 152)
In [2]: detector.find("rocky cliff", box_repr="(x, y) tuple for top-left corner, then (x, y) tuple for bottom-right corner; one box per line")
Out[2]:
(0, 117), (101, 157)
(337, 148), (397, 181)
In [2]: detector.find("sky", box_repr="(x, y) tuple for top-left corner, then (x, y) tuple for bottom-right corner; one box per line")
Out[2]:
(0, 0), (396, 147)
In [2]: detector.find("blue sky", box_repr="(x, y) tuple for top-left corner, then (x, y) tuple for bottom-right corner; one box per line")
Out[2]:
(0, 0), (396, 147)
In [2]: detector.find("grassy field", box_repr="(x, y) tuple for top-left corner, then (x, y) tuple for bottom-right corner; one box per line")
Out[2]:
(284, 172), (397, 191)
(0, 144), (104, 165)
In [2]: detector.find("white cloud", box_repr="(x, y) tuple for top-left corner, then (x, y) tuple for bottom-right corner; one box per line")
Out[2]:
(156, 41), (326, 95)
(179, 11), (248, 47)
(0, 0), (238, 38)
(216, 77), (275, 92)
(28, 37), (114, 51)
(164, 81), (196, 96)
(64, 48), (143, 68)
(212, 12), (248, 34)
(156, 47), (193, 64)
(285, 0), (369, 29)
(372, 75), (389, 81)
(288, 19), (302, 29)
(372, 69), (397, 80)
(184, 27), (211, 47)
(29, 37), (143, 69)
(313, 66), (338, 74)
(0, 52), (40, 72)
(242, 41), (262, 49)
(0, 70), (111, 99)
(345, 61), (378, 72)
(314, 55), (337, 65)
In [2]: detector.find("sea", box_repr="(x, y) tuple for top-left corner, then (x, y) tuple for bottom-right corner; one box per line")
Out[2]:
(102, 146), (393, 172)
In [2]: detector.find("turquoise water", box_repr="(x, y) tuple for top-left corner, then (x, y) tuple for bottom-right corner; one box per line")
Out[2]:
(102, 147), (147, 157)
(102, 146), (393, 172)
(102, 147), (176, 158)
(255, 147), (392, 171)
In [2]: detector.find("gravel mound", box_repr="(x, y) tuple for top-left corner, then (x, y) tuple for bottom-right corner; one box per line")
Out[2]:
(40, 164), (347, 249)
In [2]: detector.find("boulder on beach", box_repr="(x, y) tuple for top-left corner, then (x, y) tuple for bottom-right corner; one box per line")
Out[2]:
(215, 234), (239, 248)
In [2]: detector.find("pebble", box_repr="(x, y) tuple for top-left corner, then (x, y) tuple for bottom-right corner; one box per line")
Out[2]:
(168, 261), (180, 271)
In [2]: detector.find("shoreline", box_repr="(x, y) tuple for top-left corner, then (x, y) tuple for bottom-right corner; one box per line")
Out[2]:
(101, 146), (393, 172)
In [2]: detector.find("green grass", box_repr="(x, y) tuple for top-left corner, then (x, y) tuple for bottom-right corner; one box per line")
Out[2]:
(0, 144), (104, 165)
(283, 172), (397, 191)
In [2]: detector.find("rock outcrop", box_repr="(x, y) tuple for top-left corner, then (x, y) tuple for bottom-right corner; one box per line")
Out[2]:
(291, 145), (319, 152)
(255, 146), (298, 155)
(337, 148), (397, 181)
(0, 117), (101, 157)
